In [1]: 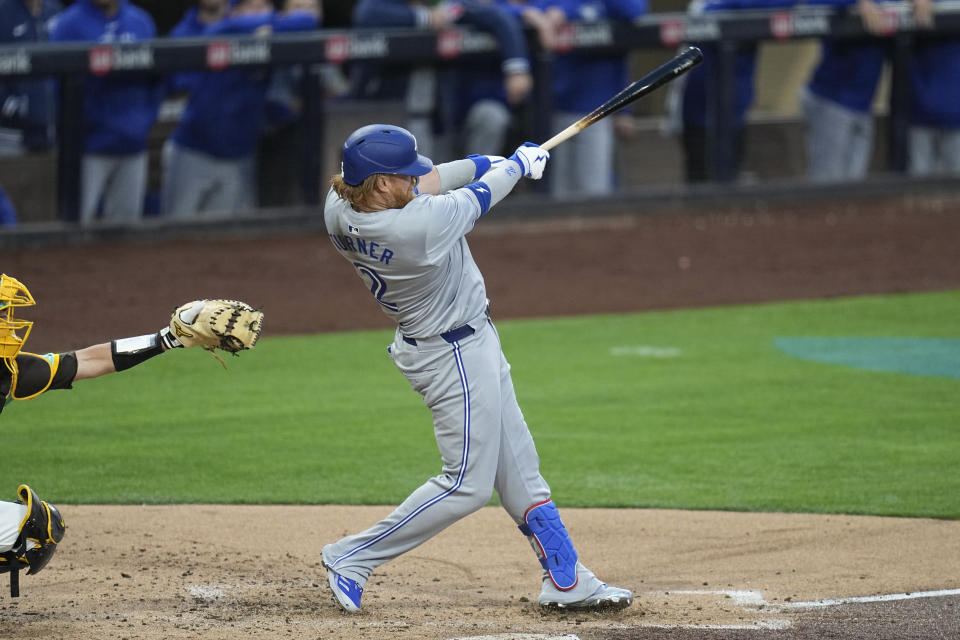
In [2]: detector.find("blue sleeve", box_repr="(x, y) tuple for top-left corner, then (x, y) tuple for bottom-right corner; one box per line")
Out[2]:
(536, 0), (646, 18)
(603, 0), (647, 19)
(166, 72), (199, 95)
(464, 181), (492, 215)
(494, 0), (527, 18)
(208, 13), (272, 35)
(467, 154), (492, 179)
(125, 6), (157, 39)
(0, 7), (11, 42)
(49, 12), (80, 42)
(0, 184), (17, 226)
(168, 11), (196, 38)
(273, 10), (320, 33)
(704, 0), (800, 8)
(536, 1), (576, 19)
(352, 0), (419, 27)
(457, 1), (529, 63)
(144, 14), (157, 38)
(212, 11), (318, 35)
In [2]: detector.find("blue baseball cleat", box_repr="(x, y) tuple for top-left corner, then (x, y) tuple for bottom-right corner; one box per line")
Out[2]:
(324, 565), (363, 613)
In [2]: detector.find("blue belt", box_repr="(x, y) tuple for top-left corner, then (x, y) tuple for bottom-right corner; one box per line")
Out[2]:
(403, 324), (475, 347)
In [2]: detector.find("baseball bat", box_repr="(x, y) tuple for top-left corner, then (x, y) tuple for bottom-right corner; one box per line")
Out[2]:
(540, 46), (704, 151)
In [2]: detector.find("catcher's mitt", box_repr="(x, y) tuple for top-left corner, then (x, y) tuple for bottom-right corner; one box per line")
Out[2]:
(169, 300), (263, 359)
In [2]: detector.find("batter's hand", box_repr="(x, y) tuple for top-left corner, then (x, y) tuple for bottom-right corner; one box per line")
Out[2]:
(510, 143), (550, 180)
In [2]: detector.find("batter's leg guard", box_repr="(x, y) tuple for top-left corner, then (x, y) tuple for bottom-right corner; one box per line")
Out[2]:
(519, 500), (578, 590)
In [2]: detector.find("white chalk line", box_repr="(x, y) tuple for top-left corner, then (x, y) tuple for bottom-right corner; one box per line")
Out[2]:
(637, 620), (792, 631)
(780, 588), (960, 609)
(182, 584), (960, 636)
(449, 634), (580, 640)
(669, 589), (767, 607)
(663, 587), (960, 611)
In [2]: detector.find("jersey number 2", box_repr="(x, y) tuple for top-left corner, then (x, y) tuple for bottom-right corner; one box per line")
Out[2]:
(354, 263), (398, 312)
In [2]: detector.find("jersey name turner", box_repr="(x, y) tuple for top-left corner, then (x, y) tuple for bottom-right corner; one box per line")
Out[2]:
(328, 233), (395, 264)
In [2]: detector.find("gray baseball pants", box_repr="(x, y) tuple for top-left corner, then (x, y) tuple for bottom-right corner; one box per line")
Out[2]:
(549, 112), (614, 198)
(909, 126), (960, 176)
(323, 316), (551, 584)
(801, 89), (874, 183)
(161, 140), (256, 218)
(80, 152), (148, 224)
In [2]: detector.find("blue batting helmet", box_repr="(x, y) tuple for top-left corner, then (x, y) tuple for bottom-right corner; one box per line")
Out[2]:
(341, 124), (433, 186)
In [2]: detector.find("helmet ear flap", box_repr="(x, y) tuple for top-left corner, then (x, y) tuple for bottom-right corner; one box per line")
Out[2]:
(0, 274), (35, 309)
(0, 319), (32, 360)
(0, 275), (35, 367)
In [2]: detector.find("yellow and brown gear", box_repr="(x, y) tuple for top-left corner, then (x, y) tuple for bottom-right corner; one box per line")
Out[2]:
(0, 274), (36, 388)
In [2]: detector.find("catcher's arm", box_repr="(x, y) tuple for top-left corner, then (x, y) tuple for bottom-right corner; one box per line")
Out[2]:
(4, 300), (263, 410)
(107, 299), (263, 373)
(159, 299), (264, 368)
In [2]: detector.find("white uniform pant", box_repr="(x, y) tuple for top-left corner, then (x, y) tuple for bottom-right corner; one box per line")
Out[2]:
(549, 112), (614, 198)
(464, 99), (511, 157)
(801, 89), (874, 183)
(323, 318), (551, 584)
(161, 140), (256, 218)
(80, 152), (148, 224)
(0, 501), (27, 552)
(909, 126), (960, 176)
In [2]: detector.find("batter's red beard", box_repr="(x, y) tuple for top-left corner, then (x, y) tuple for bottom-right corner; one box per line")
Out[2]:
(387, 188), (416, 209)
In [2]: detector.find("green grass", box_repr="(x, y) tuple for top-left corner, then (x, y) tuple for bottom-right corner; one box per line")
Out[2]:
(4, 290), (959, 518)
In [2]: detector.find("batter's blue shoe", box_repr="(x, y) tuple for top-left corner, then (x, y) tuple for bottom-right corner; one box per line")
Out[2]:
(324, 564), (363, 613)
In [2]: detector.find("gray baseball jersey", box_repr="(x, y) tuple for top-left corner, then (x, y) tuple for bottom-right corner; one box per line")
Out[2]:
(321, 159), (554, 585)
(324, 183), (487, 338)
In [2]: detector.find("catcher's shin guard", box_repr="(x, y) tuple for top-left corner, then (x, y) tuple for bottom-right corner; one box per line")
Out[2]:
(1, 485), (65, 597)
(15, 485), (65, 575)
(519, 500), (578, 590)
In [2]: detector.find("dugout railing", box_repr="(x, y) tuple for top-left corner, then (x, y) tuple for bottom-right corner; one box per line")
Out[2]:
(0, 2), (959, 223)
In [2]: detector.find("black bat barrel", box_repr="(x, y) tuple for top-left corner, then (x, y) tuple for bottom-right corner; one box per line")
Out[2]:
(581, 46), (704, 127)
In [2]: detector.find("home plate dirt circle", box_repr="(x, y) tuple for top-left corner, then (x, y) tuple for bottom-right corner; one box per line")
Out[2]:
(450, 635), (581, 639)
(2, 505), (957, 640)
(3, 195), (960, 639)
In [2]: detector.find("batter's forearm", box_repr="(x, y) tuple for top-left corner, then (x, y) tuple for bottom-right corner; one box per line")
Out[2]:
(421, 156), (521, 213)
(434, 159), (480, 192)
(475, 160), (523, 210)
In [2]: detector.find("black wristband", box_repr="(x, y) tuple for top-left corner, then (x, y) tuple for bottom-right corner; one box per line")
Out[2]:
(111, 333), (164, 372)
(158, 326), (183, 350)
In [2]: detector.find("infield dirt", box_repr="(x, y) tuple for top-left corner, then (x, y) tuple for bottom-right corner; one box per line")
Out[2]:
(3, 193), (960, 639)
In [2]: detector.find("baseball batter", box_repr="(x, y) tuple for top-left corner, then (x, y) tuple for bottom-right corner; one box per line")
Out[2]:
(321, 124), (633, 612)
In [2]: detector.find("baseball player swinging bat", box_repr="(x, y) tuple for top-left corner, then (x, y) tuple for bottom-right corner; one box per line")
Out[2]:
(540, 46), (704, 151)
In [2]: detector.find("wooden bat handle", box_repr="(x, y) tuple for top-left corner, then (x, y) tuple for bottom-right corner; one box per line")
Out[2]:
(540, 123), (585, 151)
